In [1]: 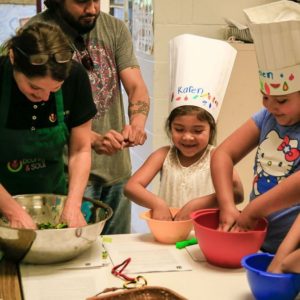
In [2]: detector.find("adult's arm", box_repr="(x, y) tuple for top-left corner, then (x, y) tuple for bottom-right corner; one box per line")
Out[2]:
(120, 66), (150, 146)
(61, 120), (92, 227)
(0, 185), (36, 229)
(91, 67), (150, 155)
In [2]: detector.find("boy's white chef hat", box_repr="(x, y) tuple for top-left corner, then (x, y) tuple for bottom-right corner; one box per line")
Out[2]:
(244, 0), (300, 96)
(169, 34), (237, 121)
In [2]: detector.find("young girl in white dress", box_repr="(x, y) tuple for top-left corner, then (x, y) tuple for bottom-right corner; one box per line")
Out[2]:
(125, 104), (243, 221)
(125, 34), (244, 221)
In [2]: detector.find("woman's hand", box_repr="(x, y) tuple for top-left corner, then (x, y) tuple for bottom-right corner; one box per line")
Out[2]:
(8, 208), (37, 229)
(60, 205), (87, 228)
(0, 186), (36, 229)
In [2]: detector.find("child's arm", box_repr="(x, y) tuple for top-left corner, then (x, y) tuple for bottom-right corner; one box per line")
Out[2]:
(174, 168), (244, 220)
(267, 214), (300, 273)
(174, 194), (218, 220)
(236, 171), (300, 230)
(211, 118), (260, 231)
(124, 146), (172, 220)
(232, 167), (244, 205)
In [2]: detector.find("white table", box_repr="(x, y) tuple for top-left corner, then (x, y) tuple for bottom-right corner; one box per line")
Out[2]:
(20, 233), (254, 300)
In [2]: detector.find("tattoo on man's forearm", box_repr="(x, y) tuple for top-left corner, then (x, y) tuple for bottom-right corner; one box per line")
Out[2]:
(129, 101), (150, 116)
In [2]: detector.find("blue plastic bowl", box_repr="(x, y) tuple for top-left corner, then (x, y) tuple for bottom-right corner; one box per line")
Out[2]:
(241, 253), (300, 300)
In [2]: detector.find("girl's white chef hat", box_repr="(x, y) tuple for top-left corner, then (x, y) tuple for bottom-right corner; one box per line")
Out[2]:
(244, 0), (300, 96)
(169, 34), (237, 121)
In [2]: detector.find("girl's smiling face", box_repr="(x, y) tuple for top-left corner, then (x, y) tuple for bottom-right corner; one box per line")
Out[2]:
(171, 113), (211, 166)
(262, 91), (300, 126)
(13, 71), (63, 102)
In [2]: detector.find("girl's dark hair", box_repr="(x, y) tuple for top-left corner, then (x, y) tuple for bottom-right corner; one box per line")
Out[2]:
(3, 22), (72, 81)
(165, 105), (217, 144)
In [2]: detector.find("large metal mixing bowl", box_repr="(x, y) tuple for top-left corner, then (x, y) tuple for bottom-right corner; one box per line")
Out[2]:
(0, 194), (112, 264)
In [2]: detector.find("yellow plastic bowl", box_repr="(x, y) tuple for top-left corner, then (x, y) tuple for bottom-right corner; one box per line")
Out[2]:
(140, 208), (193, 244)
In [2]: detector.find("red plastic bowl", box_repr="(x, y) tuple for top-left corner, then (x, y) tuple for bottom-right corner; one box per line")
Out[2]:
(190, 209), (268, 268)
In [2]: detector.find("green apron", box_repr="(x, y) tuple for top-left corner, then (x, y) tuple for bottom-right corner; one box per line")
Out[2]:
(0, 60), (69, 195)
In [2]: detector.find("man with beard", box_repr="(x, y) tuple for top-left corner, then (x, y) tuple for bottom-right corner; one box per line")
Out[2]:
(27, 0), (150, 234)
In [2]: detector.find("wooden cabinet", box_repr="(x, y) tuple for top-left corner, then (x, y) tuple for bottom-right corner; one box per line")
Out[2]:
(0, 260), (22, 300)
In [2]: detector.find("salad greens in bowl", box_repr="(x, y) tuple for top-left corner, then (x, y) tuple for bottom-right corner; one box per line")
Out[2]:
(0, 194), (112, 264)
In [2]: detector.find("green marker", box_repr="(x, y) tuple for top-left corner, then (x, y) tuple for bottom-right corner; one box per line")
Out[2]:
(176, 237), (198, 249)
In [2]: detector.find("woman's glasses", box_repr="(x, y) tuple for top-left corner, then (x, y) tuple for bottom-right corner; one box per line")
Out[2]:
(15, 47), (74, 65)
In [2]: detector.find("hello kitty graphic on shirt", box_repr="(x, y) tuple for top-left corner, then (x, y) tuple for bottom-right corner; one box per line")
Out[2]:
(253, 130), (300, 196)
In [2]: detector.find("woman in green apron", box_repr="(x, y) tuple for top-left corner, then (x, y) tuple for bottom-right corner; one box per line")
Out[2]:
(0, 22), (97, 229)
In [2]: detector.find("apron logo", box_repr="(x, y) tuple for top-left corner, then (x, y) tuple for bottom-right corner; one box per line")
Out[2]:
(23, 158), (47, 172)
(7, 159), (47, 173)
(49, 113), (57, 123)
(7, 160), (23, 172)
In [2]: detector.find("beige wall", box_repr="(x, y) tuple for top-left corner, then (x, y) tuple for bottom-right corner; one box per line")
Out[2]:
(101, 0), (110, 14)
(217, 43), (262, 205)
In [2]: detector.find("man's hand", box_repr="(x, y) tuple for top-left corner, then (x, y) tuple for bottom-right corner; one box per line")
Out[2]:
(122, 124), (147, 147)
(91, 130), (126, 155)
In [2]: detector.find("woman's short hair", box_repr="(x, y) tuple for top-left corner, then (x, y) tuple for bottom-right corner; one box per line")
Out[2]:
(3, 22), (73, 81)
(165, 105), (217, 145)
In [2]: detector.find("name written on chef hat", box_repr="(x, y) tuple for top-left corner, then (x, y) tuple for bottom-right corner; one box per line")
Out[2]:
(244, 0), (300, 95)
(169, 34), (237, 121)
